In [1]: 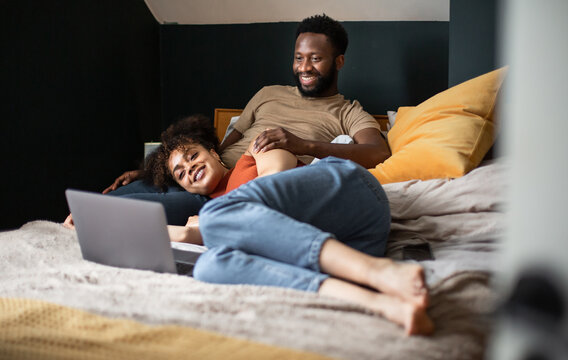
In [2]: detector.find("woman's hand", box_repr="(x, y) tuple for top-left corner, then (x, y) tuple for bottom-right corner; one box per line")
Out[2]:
(167, 216), (203, 245)
(63, 214), (75, 229)
(185, 215), (199, 228)
(102, 170), (143, 194)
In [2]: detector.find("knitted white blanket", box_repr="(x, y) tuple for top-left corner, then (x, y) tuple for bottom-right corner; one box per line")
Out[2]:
(0, 161), (505, 360)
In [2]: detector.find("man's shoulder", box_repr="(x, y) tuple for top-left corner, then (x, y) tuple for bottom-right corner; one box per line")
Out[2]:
(247, 85), (299, 105)
(331, 95), (377, 125)
(334, 92), (358, 105)
(332, 94), (367, 112)
(246, 85), (295, 107)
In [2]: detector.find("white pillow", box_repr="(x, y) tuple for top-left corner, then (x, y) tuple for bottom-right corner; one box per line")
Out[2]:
(222, 116), (241, 142)
(310, 135), (354, 164)
(387, 110), (397, 129)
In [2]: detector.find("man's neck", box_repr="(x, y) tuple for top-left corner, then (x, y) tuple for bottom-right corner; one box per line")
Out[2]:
(297, 86), (340, 98)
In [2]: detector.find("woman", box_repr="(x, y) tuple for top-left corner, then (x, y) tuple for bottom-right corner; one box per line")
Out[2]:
(148, 115), (434, 335)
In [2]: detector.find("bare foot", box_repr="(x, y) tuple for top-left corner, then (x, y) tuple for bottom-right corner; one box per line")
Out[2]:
(367, 259), (429, 308)
(370, 293), (435, 336)
(319, 278), (434, 336)
(402, 302), (435, 336)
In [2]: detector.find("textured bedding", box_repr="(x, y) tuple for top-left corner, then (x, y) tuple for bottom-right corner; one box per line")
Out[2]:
(0, 161), (506, 360)
(384, 160), (505, 284)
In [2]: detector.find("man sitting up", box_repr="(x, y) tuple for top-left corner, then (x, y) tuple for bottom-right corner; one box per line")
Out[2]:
(101, 14), (390, 225)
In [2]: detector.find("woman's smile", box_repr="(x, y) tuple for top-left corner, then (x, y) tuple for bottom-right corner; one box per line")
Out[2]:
(194, 167), (205, 182)
(168, 145), (228, 195)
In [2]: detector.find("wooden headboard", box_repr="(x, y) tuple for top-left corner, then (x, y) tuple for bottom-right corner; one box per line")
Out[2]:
(213, 108), (389, 141)
(213, 108), (244, 141)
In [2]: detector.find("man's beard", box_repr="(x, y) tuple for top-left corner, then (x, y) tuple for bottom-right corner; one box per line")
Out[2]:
(293, 68), (336, 97)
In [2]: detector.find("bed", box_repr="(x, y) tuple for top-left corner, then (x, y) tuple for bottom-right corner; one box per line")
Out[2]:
(0, 68), (507, 359)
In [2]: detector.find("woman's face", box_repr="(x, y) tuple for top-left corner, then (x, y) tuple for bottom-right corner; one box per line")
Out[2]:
(168, 144), (227, 195)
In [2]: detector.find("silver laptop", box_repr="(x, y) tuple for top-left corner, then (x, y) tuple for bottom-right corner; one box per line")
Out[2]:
(65, 189), (206, 275)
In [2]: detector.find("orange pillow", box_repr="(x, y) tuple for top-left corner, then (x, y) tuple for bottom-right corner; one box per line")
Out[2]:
(369, 67), (507, 184)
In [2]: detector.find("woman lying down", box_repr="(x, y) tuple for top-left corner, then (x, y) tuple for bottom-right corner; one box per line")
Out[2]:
(145, 115), (434, 336)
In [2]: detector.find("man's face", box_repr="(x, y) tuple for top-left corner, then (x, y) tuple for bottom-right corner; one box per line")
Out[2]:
(293, 32), (342, 97)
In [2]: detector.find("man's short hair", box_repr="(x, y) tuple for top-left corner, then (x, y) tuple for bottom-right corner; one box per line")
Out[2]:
(296, 14), (348, 56)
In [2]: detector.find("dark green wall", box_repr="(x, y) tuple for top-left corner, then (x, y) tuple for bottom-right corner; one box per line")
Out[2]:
(1, 0), (161, 229)
(448, 0), (498, 86)
(448, 0), (501, 159)
(160, 21), (449, 125)
(4, 2), (495, 231)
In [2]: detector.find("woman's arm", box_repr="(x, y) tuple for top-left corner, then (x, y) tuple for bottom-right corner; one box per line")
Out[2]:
(169, 136), (297, 243)
(251, 127), (390, 168)
(167, 216), (203, 244)
(245, 134), (298, 178)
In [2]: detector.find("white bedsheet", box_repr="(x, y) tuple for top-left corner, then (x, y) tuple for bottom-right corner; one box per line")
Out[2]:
(0, 160), (506, 359)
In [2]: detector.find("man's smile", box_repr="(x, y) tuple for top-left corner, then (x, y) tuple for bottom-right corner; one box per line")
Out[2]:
(299, 73), (318, 86)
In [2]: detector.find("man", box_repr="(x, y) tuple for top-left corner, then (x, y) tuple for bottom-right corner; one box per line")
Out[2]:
(219, 14), (389, 168)
(102, 14), (390, 225)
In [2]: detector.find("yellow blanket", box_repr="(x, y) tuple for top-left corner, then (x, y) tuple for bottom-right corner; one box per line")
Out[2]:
(0, 297), (331, 360)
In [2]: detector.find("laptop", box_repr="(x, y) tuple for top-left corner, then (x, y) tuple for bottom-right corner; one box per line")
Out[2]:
(65, 189), (206, 275)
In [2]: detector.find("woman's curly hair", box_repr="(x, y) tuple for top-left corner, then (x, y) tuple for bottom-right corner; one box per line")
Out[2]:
(144, 114), (219, 191)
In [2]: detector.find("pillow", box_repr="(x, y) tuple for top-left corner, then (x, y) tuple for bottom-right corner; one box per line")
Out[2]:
(386, 110), (397, 129)
(369, 67), (507, 184)
(311, 135), (355, 164)
(222, 116), (241, 142)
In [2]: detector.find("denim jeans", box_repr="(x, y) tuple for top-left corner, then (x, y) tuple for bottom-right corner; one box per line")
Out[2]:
(108, 180), (209, 225)
(193, 157), (391, 292)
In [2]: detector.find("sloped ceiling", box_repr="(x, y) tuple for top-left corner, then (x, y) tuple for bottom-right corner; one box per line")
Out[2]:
(144, 0), (449, 24)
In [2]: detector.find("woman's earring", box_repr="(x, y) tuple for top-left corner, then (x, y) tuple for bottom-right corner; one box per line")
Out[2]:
(213, 152), (227, 168)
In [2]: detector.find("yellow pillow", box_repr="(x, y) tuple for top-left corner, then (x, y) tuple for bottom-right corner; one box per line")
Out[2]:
(369, 67), (507, 184)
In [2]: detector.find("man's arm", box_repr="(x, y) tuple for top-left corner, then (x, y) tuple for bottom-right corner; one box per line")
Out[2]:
(218, 129), (243, 154)
(219, 88), (269, 154)
(102, 169), (143, 194)
(252, 127), (390, 168)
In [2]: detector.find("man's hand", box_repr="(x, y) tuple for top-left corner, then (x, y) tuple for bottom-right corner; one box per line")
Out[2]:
(254, 127), (389, 168)
(253, 127), (308, 155)
(102, 170), (143, 194)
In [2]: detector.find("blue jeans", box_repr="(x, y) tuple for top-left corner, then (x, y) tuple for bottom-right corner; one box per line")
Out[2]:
(108, 180), (209, 225)
(193, 157), (391, 292)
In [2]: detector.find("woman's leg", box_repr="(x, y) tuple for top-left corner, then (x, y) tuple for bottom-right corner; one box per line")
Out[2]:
(197, 158), (431, 334)
(193, 245), (433, 335)
(193, 246), (328, 292)
(318, 238), (428, 308)
(195, 239), (428, 308)
(198, 157), (391, 269)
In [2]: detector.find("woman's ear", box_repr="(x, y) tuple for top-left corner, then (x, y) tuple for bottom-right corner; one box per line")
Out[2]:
(210, 148), (228, 168)
(209, 148), (220, 160)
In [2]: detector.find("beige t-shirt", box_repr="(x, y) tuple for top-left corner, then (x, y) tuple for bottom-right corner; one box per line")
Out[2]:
(221, 85), (380, 167)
